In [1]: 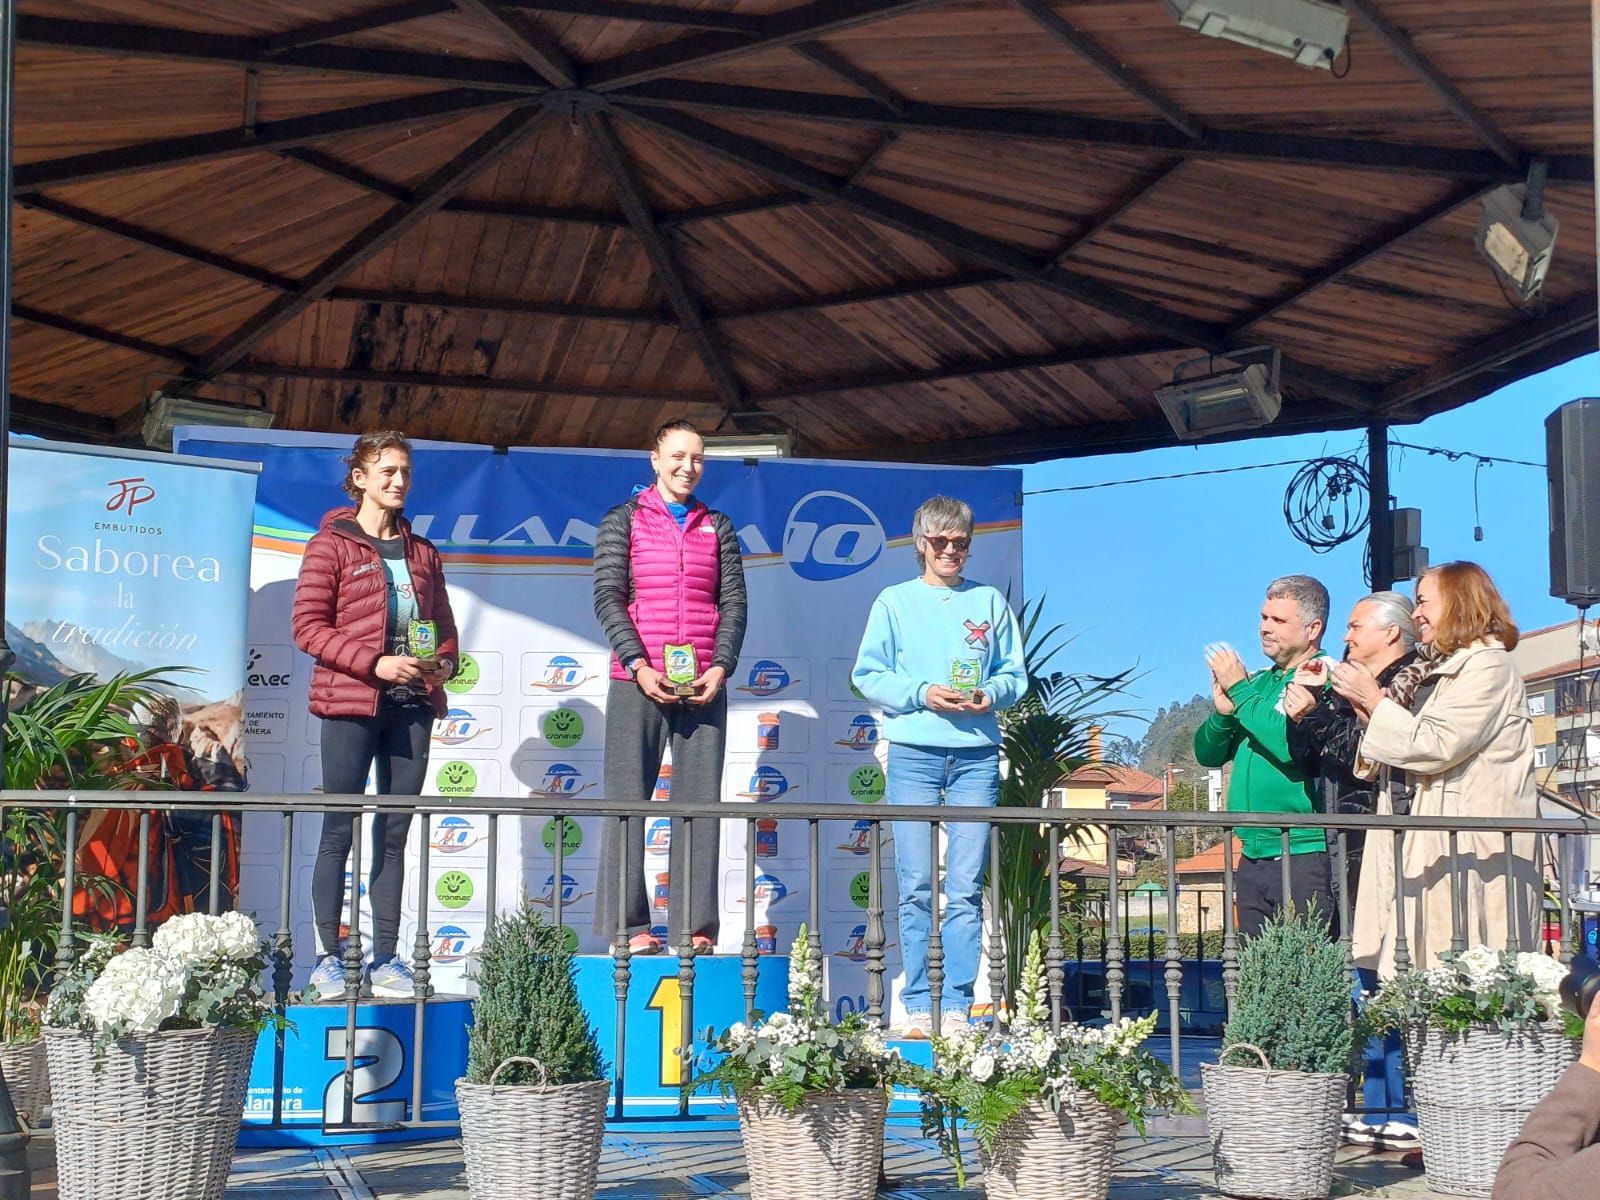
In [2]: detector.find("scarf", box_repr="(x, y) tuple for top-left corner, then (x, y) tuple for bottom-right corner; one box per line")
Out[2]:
(1384, 642), (1441, 712)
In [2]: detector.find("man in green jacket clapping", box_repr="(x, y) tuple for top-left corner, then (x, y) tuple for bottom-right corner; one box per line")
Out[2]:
(1195, 574), (1336, 939)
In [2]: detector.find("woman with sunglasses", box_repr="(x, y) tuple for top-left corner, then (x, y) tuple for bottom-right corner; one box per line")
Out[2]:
(851, 495), (1027, 1039)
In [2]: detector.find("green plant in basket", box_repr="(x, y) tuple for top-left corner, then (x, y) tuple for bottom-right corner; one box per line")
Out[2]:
(916, 931), (1189, 1186)
(465, 901), (602, 1087)
(1221, 907), (1352, 1073)
(1366, 945), (1583, 1041)
(683, 924), (902, 1112)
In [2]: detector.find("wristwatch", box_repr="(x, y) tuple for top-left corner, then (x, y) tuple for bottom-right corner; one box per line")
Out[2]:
(626, 657), (647, 679)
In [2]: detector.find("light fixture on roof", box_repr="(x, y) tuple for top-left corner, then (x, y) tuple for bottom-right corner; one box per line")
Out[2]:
(141, 391), (274, 450)
(1156, 347), (1282, 441)
(1476, 162), (1558, 303)
(1162, 0), (1349, 69)
(703, 433), (792, 459)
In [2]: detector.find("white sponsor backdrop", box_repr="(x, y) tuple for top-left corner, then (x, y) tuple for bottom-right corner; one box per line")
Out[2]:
(180, 429), (1022, 1017)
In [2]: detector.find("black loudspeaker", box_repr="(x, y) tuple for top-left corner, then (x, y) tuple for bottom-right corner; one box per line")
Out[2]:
(1548, 398), (1600, 605)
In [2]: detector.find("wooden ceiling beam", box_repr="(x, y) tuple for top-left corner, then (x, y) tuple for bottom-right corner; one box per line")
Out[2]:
(15, 89), (530, 193)
(19, 16), (547, 94)
(1012, 0), (1203, 141)
(326, 286), (672, 323)
(585, 0), (950, 91)
(1377, 295), (1599, 415)
(20, 195), (297, 291)
(618, 102), (1377, 411)
(1342, 0), (1520, 168)
(502, 0), (763, 34)
(278, 147), (411, 200)
(1227, 182), (1494, 335)
(583, 110), (745, 407)
(8, 395), (125, 444)
(189, 108), (544, 380)
(451, 0), (580, 88)
(614, 81), (1589, 182)
(719, 270), (1006, 320)
(225, 361), (719, 405)
(12, 303), (200, 365)
(658, 192), (809, 227)
(791, 41), (906, 115)
(1044, 159), (1185, 264)
(757, 337), (1178, 400)
(262, 3), (455, 53)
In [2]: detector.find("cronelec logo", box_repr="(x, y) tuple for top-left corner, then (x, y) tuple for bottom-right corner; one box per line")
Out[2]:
(106, 477), (156, 516)
(783, 491), (884, 581)
(245, 646), (292, 689)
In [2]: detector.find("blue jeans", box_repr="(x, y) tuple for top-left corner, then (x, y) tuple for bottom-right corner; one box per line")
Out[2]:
(887, 742), (999, 1017)
(1355, 967), (1414, 1127)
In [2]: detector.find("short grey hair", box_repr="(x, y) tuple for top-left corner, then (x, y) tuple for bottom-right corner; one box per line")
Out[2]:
(1360, 590), (1419, 649)
(1265, 574), (1329, 631)
(912, 495), (974, 569)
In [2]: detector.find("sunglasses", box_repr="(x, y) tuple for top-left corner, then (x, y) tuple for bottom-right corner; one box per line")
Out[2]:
(924, 535), (971, 554)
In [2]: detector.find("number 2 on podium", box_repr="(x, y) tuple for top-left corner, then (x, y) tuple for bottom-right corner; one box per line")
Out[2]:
(645, 976), (684, 1087)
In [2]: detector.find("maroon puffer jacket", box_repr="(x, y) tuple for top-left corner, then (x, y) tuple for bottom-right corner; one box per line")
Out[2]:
(291, 508), (459, 719)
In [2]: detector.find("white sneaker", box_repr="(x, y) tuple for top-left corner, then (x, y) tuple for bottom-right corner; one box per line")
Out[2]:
(895, 1013), (933, 1040)
(939, 1011), (970, 1037)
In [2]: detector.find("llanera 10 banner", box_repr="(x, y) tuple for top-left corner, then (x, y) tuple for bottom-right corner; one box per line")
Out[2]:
(178, 429), (1021, 1020)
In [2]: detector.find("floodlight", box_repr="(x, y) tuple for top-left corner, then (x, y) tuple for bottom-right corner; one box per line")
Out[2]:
(1156, 347), (1282, 441)
(141, 391), (274, 450)
(703, 434), (792, 459)
(1477, 172), (1558, 302)
(1163, 0), (1349, 69)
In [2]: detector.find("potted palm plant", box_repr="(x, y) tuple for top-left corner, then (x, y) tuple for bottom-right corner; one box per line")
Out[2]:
(918, 931), (1186, 1200)
(43, 911), (273, 1200)
(1367, 946), (1579, 1198)
(1201, 909), (1352, 1200)
(1, 667), (179, 1126)
(686, 924), (902, 1200)
(455, 900), (608, 1200)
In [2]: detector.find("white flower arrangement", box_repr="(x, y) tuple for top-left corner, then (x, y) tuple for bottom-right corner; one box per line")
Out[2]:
(1368, 944), (1582, 1040)
(685, 924), (903, 1111)
(47, 913), (274, 1049)
(915, 932), (1188, 1184)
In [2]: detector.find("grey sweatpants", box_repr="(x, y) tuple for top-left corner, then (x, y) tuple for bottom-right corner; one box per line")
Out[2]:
(594, 677), (725, 941)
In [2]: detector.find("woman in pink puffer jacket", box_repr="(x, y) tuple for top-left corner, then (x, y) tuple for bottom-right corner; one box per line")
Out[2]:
(591, 420), (747, 954)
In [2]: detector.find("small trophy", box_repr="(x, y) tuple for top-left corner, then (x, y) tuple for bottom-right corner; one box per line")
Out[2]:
(664, 643), (699, 698)
(950, 657), (980, 696)
(408, 619), (438, 662)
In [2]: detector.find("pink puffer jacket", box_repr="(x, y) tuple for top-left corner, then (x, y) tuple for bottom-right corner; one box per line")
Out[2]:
(592, 487), (748, 682)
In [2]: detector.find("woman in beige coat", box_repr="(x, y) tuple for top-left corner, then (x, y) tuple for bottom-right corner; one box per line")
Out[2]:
(1333, 561), (1539, 977)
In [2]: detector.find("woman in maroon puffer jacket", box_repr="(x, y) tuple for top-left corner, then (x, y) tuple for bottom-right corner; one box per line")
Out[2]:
(291, 430), (458, 999)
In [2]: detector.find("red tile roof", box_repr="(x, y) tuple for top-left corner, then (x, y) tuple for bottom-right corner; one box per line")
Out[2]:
(1064, 763), (1164, 798)
(1176, 837), (1243, 875)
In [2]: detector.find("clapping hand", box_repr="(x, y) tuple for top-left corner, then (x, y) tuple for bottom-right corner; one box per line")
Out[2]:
(1331, 660), (1383, 717)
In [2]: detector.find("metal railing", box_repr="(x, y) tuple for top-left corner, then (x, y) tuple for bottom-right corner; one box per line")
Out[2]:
(9, 789), (1597, 1134)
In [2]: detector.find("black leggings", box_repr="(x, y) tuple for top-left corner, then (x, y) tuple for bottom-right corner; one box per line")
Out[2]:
(313, 706), (431, 961)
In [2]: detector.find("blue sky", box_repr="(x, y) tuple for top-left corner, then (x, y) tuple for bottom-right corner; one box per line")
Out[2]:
(1018, 351), (1600, 746)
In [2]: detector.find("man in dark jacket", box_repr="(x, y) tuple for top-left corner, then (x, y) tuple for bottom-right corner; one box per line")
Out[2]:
(1284, 589), (1419, 1151)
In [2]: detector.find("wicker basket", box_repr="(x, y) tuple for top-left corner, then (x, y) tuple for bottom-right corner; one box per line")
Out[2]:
(1408, 1021), (1578, 1197)
(46, 1024), (255, 1200)
(978, 1093), (1120, 1200)
(737, 1086), (888, 1200)
(1201, 1044), (1347, 1200)
(455, 1057), (609, 1200)
(0, 1036), (50, 1127)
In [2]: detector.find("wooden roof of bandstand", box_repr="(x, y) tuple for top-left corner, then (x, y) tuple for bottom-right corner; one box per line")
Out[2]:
(6, 1), (1596, 463)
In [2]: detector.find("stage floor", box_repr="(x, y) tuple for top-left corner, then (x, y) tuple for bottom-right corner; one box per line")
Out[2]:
(25, 1125), (1457, 1199)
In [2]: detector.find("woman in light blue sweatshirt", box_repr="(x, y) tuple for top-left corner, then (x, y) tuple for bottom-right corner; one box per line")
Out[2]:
(851, 495), (1027, 1038)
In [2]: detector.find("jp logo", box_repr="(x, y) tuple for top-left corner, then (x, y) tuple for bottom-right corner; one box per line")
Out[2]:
(848, 764), (885, 803)
(435, 870), (475, 909)
(783, 491), (884, 581)
(436, 761), (478, 797)
(542, 707), (585, 748)
(444, 653), (481, 694)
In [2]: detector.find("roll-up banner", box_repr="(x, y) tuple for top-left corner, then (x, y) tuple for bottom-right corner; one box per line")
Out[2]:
(5, 437), (257, 919)
(178, 429), (1021, 1021)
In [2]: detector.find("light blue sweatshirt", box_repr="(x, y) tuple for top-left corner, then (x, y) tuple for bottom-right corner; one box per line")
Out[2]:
(851, 578), (1028, 749)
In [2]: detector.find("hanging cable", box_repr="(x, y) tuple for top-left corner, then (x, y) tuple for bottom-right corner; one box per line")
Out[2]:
(1473, 458), (1491, 541)
(1283, 456), (1370, 553)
